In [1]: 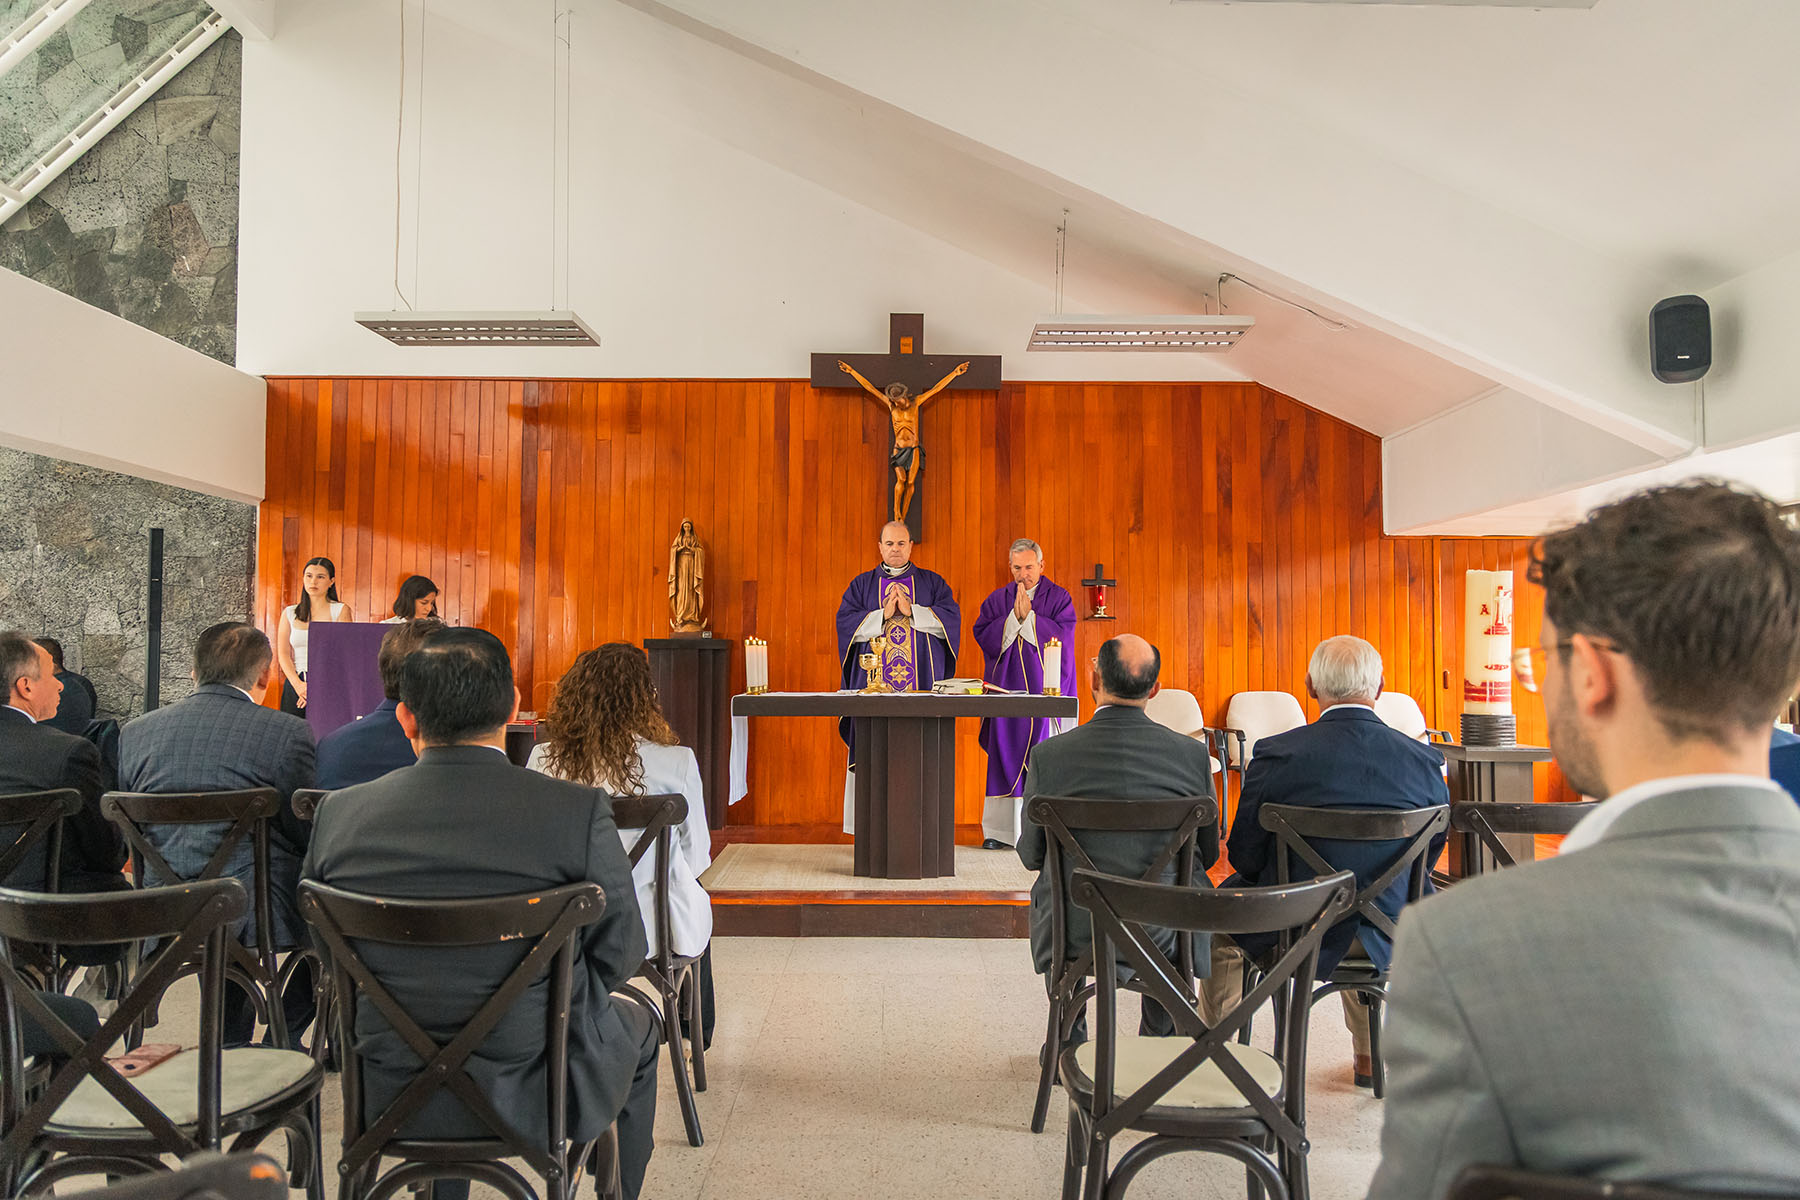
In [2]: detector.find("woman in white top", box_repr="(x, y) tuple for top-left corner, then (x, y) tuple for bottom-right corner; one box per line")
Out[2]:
(381, 575), (440, 624)
(275, 556), (354, 714)
(527, 642), (714, 960)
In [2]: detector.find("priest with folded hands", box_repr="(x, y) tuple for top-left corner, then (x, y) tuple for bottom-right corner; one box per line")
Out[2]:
(973, 538), (1078, 849)
(835, 520), (961, 832)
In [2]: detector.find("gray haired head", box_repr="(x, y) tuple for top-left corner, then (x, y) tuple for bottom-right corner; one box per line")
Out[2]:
(1307, 635), (1384, 706)
(1008, 538), (1042, 561)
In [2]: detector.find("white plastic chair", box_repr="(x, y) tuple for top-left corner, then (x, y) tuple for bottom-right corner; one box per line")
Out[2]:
(1145, 688), (1225, 775)
(1145, 687), (1229, 836)
(1372, 692), (1434, 742)
(1222, 691), (1308, 769)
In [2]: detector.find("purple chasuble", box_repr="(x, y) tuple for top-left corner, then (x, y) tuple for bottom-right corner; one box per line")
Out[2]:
(973, 578), (1078, 798)
(835, 563), (961, 761)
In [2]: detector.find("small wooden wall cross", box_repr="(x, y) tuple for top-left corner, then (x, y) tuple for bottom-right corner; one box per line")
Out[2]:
(1081, 563), (1117, 620)
(812, 313), (1002, 542)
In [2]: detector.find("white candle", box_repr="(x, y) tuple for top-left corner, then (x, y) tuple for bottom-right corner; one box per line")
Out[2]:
(1043, 639), (1062, 695)
(1462, 571), (1514, 715)
(745, 638), (769, 693)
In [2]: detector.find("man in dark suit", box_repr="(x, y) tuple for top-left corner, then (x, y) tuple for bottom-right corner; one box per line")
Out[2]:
(0, 632), (127, 895)
(303, 628), (658, 1200)
(314, 617), (441, 789)
(1204, 634), (1448, 1087)
(119, 621), (316, 1045)
(1018, 633), (1219, 1040)
(1768, 725), (1800, 801)
(32, 637), (98, 736)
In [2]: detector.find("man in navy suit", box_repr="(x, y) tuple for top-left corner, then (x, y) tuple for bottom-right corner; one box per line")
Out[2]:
(315, 618), (442, 790)
(1203, 635), (1447, 1087)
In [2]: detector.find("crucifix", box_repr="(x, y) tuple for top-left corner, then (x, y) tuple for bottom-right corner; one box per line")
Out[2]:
(1082, 563), (1117, 620)
(812, 313), (1002, 541)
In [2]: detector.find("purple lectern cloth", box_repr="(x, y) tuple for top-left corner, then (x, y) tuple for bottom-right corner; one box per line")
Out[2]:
(973, 578), (1079, 797)
(305, 622), (391, 740)
(834, 564), (960, 762)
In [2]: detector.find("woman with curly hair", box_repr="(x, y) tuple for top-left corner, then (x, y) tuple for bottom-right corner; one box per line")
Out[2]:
(527, 642), (713, 959)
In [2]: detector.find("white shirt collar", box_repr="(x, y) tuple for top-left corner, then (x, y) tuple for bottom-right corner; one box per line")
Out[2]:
(230, 686), (255, 702)
(1560, 772), (1787, 854)
(4, 704), (36, 724)
(880, 563), (910, 577)
(1321, 703), (1376, 715)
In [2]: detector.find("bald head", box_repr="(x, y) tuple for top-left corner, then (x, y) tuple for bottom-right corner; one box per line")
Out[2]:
(878, 521), (913, 569)
(1095, 634), (1161, 707)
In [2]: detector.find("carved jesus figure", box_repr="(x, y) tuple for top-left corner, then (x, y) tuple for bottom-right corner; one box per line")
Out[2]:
(837, 358), (969, 525)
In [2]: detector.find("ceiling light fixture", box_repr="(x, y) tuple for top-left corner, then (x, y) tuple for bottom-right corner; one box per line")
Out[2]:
(1028, 315), (1255, 352)
(357, 0), (597, 349)
(355, 311), (600, 346)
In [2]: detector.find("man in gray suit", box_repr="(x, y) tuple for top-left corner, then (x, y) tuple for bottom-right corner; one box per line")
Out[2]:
(1369, 482), (1800, 1196)
(1019, 634), (1219, 1039)
(119, 621), (316, 1045)
(304, 628), (658, 1200)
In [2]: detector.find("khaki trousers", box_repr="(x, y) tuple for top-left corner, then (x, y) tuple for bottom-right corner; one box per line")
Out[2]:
(1197, 936), (1372, 1059)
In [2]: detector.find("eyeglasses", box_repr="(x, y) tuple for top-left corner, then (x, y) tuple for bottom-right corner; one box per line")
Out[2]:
(1510, 638), (1621, 694)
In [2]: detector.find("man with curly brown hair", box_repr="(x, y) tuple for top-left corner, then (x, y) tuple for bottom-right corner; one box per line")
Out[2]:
(1369, 482), (1800, 1196)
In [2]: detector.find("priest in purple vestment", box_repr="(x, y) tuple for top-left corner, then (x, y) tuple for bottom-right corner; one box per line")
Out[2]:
(835, 521), (961, 831)
(973, 538), (1079, 848)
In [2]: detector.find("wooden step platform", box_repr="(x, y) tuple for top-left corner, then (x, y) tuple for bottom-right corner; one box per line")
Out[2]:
(702, 843), (1031, 938)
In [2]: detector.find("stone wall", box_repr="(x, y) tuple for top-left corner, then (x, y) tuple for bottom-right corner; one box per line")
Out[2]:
(0, 444), (256, 719)
(0, 27), (241, 364)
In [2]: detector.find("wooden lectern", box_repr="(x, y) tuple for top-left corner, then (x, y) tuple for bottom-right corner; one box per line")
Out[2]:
(645, 638), (733, 829)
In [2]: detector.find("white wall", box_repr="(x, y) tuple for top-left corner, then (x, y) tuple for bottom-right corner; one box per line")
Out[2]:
(0, 268), (266, 502)
(1383, 388), (1662, 535)
(235, 0), (1264, 383)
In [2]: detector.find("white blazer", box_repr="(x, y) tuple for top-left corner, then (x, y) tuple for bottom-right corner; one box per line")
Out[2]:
(527, 738), (714, 958)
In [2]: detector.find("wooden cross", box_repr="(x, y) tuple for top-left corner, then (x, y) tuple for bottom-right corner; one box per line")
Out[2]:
(812, 313), (1001, 542)
(1081, 563), (1117, 620)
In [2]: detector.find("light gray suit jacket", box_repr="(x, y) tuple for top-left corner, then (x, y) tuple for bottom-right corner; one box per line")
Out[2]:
(1368, 782), (1800, 1198)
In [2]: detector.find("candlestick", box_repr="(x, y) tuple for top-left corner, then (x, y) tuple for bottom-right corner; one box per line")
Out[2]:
(745, 637), (769, 695)
(1043, 638), (1063, 696)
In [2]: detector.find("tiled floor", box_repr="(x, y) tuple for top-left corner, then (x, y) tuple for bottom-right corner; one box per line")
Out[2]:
(147, 936), (1387, 1199)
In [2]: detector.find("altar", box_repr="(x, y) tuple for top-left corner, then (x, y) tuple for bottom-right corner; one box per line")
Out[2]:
(732, 691), (1078, 879)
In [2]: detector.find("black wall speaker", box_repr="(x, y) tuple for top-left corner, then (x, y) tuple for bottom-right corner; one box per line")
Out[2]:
(1650, 294), (1711, 384)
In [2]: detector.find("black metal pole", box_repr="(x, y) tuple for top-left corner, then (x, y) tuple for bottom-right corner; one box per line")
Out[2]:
(146, 528), (164, 711)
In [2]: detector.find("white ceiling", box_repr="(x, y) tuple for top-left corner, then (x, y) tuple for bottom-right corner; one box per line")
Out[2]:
(1102, 0), (1800, 286)
(229, 0), (1800, 530)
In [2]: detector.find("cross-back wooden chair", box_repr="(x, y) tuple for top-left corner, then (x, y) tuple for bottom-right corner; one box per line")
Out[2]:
(277, 790), (332, 1044)
(610, 791), (707, 1148)
(1447, 1165), (1800, 1200)
(1449, 801), (1598, 875)
(0, 790), (80, 988)
(101, 791), (290, 1049)
(0, 879), (323, 1198)
(299, 879), (608, 1200)
(1258, 803), (1449, 1097)
(55, 1151), (291, 1200)
(1065, 867), (1355, 1200)
(1025, 794), (1218, 1135)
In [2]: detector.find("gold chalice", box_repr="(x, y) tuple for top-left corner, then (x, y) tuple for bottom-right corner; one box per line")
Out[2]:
(859, 634), (894, 694)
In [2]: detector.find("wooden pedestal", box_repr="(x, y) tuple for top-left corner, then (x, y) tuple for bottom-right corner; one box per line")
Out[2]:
(645, 637), (733, 829)
(1441, 742), (1552, 877)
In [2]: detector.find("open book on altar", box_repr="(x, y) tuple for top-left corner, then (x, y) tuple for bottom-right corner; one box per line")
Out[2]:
(931, 678), (1019, 695)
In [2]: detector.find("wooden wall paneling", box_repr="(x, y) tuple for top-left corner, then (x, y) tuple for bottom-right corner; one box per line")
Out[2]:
(259, 376), (1566, 829)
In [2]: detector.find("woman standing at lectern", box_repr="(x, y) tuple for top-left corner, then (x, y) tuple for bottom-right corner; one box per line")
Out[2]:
(275, 556), (354, 713)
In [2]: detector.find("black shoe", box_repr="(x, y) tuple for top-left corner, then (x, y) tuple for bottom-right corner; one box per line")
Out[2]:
(981, 838), (1013, 850)
(1353, 1054), (1375, 1090)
